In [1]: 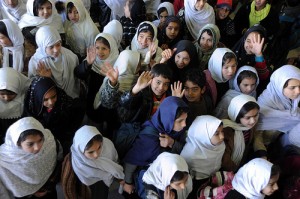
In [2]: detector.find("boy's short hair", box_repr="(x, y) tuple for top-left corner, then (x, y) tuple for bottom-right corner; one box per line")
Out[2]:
(151, 64), (173, 81)
(182, 68), (206, 89)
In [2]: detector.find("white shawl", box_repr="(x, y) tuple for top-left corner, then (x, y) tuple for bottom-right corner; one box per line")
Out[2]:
(1, 19), (24, 72)
(104, 0), (127, 19)
(184, 0), (215, 40)
(288, 122), (300, 148)
(144, 0), (161, 15)
(103, 19), (123, 50)
(152, 2), (175, 27)
(18, 0), (64, 33)
(232, 158), (273, 199)
(0, 117), (57, 197)
(257, 65), (300, 132)
(143, 152), (192, 199)
(0, 0), (26, 23)
(0, 67), (30, 119)
(222, 94), (257, 166)
(71, 125), (124, 186)
(180, 115), (225, 180)
(64, 0), (99, 57)
(208, 48), (236, 83)
(28, 25), (80, 98)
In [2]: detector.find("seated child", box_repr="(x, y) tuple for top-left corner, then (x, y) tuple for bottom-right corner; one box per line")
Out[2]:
(0, 0), (26, 24)
(152, 2), (175, 30)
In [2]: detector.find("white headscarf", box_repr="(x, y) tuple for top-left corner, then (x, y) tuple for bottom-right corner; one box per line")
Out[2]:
(91, 33), (119, 75)
(28, 25), (80, 98)
(152, 2), (175, 27)
(208, 48), (236, 83)
(232, 158), (273, 199)
(222, 94), (257, 166)
(288, 122), (300, 147)
(104, 0), (127, 19)
(64, 0), (99, 57)
(257, 65), (300, 132)
(18, 0), (64, 33)
(0, 0), (26, 23)
(180, 115), (225, 180)
(184, 0), (215, 40)
(71, 125), (124, 186)
(144, 0), (160, 15)
(103, 19), (123, 50)
(0, 117), (57, 197)
(1, 19), (24, 72)
(142, 152), (193, 199)
(0, 67), (30, 119)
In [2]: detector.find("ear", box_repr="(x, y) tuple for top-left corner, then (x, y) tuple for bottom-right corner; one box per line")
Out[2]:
(201, 86), (206, 94)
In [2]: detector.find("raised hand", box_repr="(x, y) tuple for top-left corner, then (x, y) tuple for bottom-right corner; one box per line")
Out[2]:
(36, 61), (51, 77)
(159, 133), (175, 148)
(132, 71), (153, 95)
(171, 81), (184, 98)
(250, 33), (264, 56)
(149, 42), (158, 57)
(86, 46), (96, 65)
(160, 48), (177, 63)
(100, 62), (119, 86)
(164, 186), (175, 199)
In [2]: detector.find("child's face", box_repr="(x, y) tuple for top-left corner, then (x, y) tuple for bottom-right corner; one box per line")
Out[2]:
(159, 10), (168, 24)
(151, 75), (170, 98)
(137, 31), (153, 49)
(0, 33), (12, 47)
(43, 88), (57, 110)
(0, 91), (17, 102)
(95, 40), (110, 60)
(283, 78), (300, 100)
(216, 7), (230, 20)
(38, 1), (52, 19)
(20, 134), (44, 154)
(170, 173), (189, 190)
(199, 31), (213, 52)
(239, 77), (257, 94)
(210, 125), (224, 146)
(84, 141), (102, 160)
(124, 0), (131, 18)
(45, 41), (62, 58)
(165, 22), (180, 40)
(4, 0), (18, 8)
(261, 173), (279, 196)
(244, 32), (261, 55)
(175, 51), (191, 69)
(184, 80), (205, 102)
(172, 112), (187, 132)
(255, 0), (267, 11)
(194, 0), (206, 11)
(240, 108), (259, 128)
(68, 6), (79, 23)
(222, 58), (237, 80)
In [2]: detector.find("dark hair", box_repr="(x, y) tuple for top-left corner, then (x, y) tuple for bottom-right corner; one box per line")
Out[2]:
(0, 89), (16, 95)
(183, 68), (206, 89)
(95, 36), (110, 49)
(151, 63), (173, 81)
(198, 29), (213, 43)
(286, 0), (300, 7)
(138, 23), (154, 39)
(66, 2), (74, 20)
(0, 21), (9, 39)
(235, 101), (260, 123)
(17, 129), (44, 146)
(283, 175), (300, 199)
(222, 52), (236, 66)
(55, 1), (65, 14)
(175, 107), (189, 119)
(33, 0), (52, 16)
(237, 70), (258, 86)
(284, 79), (293, 88)
(170, 171), (188, 183)
(157, 7), (168, 16)
(270, 164), (280, 177)
(84, 134), (103, 151)
(129, 0), (146, 23)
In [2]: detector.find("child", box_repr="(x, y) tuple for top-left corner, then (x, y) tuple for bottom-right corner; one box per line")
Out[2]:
(120, 0), (146, 48)
(208, 47), (237, 103)
(225, 158), (280, 199)
(0, 19), (24, 72)
(221, 94), (260, 171)
(24, 76), (85, 155)
(0, 0), (26, 24)
(0, 67), (30, 143)
(28, 25), (80, 99)
(64, 0), (99, 61)
(152, 2), (175, 29)
(61, 125), (124, 199)
(122, 96), (189, 195)
(142, 152), (192, 199)
(0, 117), (62, 198)
(214, 65), (259, 119)
(18, 0), (64, 46)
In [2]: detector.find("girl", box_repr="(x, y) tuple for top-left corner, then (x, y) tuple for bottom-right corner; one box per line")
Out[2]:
(64, 0), (99, 61)
(0, 19), (24, 72)
(142, 152), (192, 199)
(214, 65), (259, 119)
(103, 19), (124, 51)
(221, 94), (260, 171)
(152, 2), (175, 29)
(0, 67), (30, 144)
(208, 47), (237, 103)
(160, 40), (198, 82)
(180, 115), (225, 199)
(24, 76), (85, 155)
(0, 0), (26, 24)
(225, 158), (280, 199)
(0, 117), (62, 198)
(195, 24), (221, 70)
(128, 21), (162, 70)
(62, 125), (124, 199)
(28, 25), (80, 99)
(18, 0), (64, 46)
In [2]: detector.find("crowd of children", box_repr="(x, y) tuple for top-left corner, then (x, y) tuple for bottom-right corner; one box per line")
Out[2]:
(0, 0), (300, 198)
